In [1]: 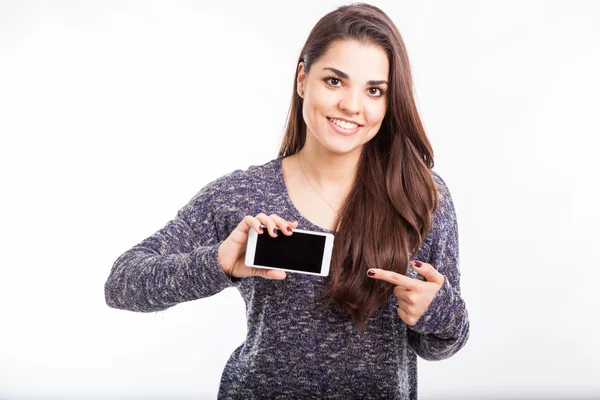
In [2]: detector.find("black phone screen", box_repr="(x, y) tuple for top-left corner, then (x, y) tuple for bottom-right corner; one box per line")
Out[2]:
(253, 231), (326, 273)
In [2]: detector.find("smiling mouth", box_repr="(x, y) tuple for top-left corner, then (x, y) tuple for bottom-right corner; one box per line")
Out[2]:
(327, 117), (362, 130)
(326, 117), (362, 136)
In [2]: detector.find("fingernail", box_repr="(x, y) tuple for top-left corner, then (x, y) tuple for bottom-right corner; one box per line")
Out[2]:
(273, 228), (278, 234)
(367, 269), (375, 277)
(286, 226), (292, 232)
(258, 226), (263, 233)
(413, 260), (422, 268)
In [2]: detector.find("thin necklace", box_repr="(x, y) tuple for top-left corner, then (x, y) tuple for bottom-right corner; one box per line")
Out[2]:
(298, 152), (340, 213)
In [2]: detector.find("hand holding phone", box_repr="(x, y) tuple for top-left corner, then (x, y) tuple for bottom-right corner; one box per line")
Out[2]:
(217, 214), (299, 280)
(245, 225), (334, 277)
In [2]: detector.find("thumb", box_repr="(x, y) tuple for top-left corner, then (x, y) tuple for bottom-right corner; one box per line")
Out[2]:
(411, 260), (444, 284)
(264, 268), (287, 280)
(251, 266), (287, 280)
(230, 258), (287, 280)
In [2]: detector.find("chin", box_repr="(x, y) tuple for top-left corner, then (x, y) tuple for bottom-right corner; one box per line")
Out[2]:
(323, 141), (364, 156)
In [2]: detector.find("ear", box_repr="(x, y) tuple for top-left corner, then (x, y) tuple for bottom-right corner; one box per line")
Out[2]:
(297, 62), (306, 98)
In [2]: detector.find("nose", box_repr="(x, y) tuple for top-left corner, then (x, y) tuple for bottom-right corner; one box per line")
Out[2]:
(338, 88), (362, 115)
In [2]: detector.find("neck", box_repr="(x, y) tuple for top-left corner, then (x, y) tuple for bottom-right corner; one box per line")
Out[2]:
(296, 144), (361, 193)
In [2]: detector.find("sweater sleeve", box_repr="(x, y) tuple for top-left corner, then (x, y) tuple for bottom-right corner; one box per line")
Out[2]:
(104, 172), (243, 313)
(406, 171), (470, 361)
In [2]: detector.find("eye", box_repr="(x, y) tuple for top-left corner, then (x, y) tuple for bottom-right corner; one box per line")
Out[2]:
(323, 75), (387, 98)
(369, 87), (386, 97)
(323, 76), (342, 87)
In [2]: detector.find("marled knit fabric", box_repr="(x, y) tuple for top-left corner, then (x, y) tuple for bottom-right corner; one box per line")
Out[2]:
(104, 155), (470, 399)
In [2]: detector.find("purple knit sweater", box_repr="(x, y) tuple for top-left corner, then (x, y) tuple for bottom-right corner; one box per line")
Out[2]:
(104, 155), (470, 399)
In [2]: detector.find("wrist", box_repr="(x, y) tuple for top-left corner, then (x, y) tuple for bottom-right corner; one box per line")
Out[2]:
(217, 243), (227, 275)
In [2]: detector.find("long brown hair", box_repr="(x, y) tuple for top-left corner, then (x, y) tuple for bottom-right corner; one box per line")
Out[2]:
(277, 3), (439, 332)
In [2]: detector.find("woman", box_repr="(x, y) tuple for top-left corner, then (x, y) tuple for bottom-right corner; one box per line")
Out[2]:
(105, 3), (470, 399)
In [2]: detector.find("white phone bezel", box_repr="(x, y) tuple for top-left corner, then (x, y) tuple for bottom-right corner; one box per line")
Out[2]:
(245, 225), (334, 276)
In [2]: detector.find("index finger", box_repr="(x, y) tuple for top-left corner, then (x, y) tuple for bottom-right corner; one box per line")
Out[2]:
(367, 268), (418, 290)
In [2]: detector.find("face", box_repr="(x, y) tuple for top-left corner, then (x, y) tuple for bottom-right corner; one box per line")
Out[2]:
(297, 39), (389, 157)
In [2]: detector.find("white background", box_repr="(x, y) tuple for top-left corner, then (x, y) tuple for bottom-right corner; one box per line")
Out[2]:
(1, 1), (599, 399)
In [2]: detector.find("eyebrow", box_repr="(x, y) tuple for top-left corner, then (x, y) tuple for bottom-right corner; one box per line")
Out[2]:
(322, 67), (388, 85)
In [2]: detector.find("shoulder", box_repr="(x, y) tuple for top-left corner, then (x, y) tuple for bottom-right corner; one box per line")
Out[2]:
(190, 157), (280, 203)
(430, 169), (451, 198)
(427, 169), (458, 235)
(208, 157), (279, 188)
(429, 169), (455, 209)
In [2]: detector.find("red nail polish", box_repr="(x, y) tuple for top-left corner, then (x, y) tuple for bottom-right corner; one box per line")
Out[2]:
(286, 226), (292, 232)
(367, 270), (375, 277)
(258, 226), (263, 233)
(273, 228), (278, 234)
(414, 260), (422, 268)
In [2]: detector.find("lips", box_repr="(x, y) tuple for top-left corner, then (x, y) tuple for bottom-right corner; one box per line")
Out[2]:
(327, 117), (362, 128)
(327, 116), (361, 136)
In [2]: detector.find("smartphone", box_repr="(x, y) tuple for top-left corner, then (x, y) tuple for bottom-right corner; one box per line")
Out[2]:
(245, 226), (334, 276)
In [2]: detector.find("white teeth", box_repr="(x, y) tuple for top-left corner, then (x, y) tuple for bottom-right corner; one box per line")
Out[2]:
(329, 117), (358, 130)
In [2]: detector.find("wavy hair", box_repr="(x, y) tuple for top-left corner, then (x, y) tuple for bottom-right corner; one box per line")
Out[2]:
(277, 3), (439, 332)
